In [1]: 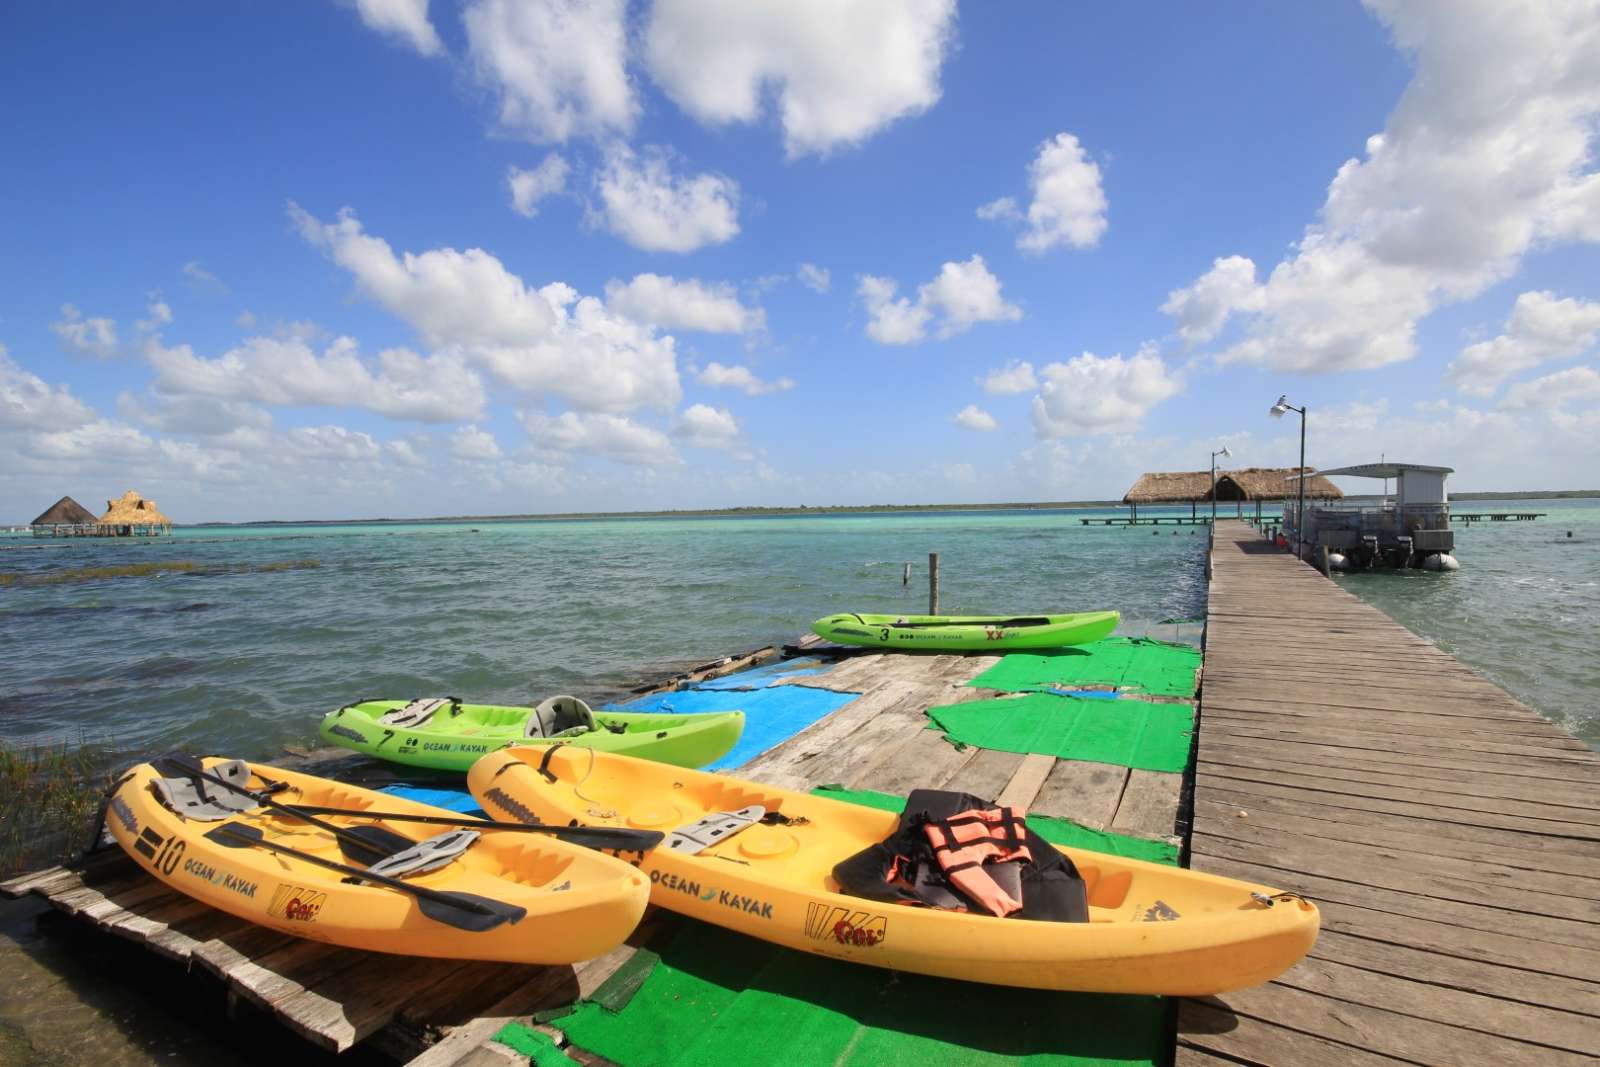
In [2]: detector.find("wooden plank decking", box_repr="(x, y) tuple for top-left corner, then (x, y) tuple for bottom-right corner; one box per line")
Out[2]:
(1177, 520), (1600, 1067)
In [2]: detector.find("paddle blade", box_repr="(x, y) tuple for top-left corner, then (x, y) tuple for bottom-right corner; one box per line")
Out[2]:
(151, 751), (207, 778)
(337, 823), (417, 863)
(556, 825), (664, 852)
(417, 891), (527, 932)
(204, 822), (263, 848)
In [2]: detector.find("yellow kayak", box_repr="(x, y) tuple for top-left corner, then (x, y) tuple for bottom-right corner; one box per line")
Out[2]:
(468, 747), (1318, 995)
(106, 755), (650, 963)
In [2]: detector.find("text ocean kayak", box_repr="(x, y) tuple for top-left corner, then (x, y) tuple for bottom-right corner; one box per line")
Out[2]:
(467, 747), (1318, 995)
(107, 755), (650, 963)
(812, 611), (1119, 651)
(319, 695), (744, 772)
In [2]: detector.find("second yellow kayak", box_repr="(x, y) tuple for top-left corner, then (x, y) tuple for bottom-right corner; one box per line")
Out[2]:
(467, 747), (1318, 995)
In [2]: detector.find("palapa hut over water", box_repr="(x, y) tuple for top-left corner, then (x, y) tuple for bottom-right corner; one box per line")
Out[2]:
(28, 495), (103, 537)
(98, 489), (173, 537)
(1122, 467), (1342, 522)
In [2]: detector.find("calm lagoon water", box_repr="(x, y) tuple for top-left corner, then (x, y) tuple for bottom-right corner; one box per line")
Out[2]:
(0, 508), (1210, 760)
(2, 500), (1595, 759)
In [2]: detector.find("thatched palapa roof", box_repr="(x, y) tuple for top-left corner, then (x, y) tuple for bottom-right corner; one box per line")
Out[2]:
(30, 496), (100, 526)
(1123, 467), (1343, 504)
(100, 489), (172, 527)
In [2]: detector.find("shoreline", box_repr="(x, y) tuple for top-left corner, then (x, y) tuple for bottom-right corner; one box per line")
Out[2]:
(167, 487), (1600, 529)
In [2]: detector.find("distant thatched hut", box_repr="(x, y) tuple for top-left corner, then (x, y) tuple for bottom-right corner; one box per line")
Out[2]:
(29, 496), (102, 537)
(98, 490), (173, 537)
(1122, 467), (1342, 521)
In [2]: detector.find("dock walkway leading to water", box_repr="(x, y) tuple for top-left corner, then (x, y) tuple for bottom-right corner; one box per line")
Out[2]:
(1178, 520), (1600, 1066)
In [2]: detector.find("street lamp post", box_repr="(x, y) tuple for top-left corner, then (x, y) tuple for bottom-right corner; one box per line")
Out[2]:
(1210, 446), (1232, 526)
(1269, 395), (1307, 558)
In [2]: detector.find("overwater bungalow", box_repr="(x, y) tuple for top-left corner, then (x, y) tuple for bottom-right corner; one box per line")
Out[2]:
(97, 490), (173, 537)
(28, 495), (103, 537)
(1121, 467), (1342, 523)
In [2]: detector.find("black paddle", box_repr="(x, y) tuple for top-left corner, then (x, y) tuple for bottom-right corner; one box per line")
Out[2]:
(152, 753), (401, 863)
(204, 822), (525, 932)
(286, 805), (663, 853)
(885, 616), (1052, 629)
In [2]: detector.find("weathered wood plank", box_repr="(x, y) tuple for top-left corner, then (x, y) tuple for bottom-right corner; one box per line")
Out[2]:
(995, 753), (1056, 810)
(942, 748), (1025, 799)
(1110, 770), (1182, 840)
(1026, 760), (1123, 829)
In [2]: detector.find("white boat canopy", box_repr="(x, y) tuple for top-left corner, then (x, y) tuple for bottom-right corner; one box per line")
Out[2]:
(1297, 462), (1454, 480)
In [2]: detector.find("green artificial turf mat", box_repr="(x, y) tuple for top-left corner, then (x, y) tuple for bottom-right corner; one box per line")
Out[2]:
(492, 1022), (578, 1064)
(967, 638), (1201, 698)
(926, 693), (1195, 773)
(811, 785), (1177, 865)
(552, 787), (1175, 1067)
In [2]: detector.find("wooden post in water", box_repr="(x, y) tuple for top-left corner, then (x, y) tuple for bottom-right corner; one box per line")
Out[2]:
(903, 562), (912, 587)
(1318, 544), (1331, 577)
(928, 552), (940, 614)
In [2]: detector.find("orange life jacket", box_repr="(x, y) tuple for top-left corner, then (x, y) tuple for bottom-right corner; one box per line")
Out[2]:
(923, 806), (1032, 917)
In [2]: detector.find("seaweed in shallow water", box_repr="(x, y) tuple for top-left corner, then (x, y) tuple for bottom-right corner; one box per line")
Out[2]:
(0, 558), (319, 587)
(0, 741), (117, 877)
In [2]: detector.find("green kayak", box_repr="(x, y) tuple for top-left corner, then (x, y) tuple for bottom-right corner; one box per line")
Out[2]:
(318, 695), (744, 773)
(811, 611), (1120, 651)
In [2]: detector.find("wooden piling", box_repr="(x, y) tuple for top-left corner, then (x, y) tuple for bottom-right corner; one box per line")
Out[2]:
(927, 552), (940, 614)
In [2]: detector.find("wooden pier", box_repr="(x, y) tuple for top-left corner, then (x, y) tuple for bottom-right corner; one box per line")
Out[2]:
(1177, 520), (1600, 1066)
(1452, 511), (1547, 522)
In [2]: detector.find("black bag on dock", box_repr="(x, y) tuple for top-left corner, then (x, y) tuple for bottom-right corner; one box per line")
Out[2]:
(831, 789), (1089, 922)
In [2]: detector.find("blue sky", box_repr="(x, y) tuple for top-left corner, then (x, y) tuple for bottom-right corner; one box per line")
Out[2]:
(3, 1), (1598, 522)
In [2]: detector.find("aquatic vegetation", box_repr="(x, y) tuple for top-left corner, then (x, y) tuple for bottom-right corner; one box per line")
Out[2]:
(0, 741), (117, 876)
(0, 558), (319, 587)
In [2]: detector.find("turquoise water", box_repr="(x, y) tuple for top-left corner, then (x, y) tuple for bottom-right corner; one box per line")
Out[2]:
(0, 509), (1209, 760)
(1334, 498), (1600, 748)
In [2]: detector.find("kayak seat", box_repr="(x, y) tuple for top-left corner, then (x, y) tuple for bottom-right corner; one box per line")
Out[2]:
(365, 829), (480, 879)
(664, 806), (766, 854)
(152, 759), (260, 822)
(528, 696), (597, 738)
(381, 697), (455, 728)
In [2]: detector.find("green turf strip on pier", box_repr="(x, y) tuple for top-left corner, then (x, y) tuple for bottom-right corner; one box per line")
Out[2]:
(926, 693), (1195, 773)
(812, 785), (1177, 865)
(544, 788), (1173, 1067)
(967, 638), (1201, 698)
(492, 1021), (577, 1064)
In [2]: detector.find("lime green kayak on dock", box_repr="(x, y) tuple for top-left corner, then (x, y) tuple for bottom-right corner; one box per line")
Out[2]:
(318, 695), (744, 772)
(811, 611), (1120, 651)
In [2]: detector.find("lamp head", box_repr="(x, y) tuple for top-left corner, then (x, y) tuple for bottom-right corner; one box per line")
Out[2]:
(1220, 445), (1232, 459)
(1269, 394), (1291, 418)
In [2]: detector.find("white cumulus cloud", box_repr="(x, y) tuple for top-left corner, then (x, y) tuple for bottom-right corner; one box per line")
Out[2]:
(953, 405), (997, 432)
(524, 410), (679, 466)
(507, 154), (570, 217)
(859, 255), (1021, 345)
(642, 0), (957, 157)
(51, 304), (119, 358)
(463, 0), (635, 143)
(451, 424), (504, 460)
(1031, 348), (1183, 436)
(980, 360), (1037, 395)
(595, 145), (740, 253)
(144, 334), (486, 423)
(672, 403), (742, 450)
(0, 347), (97, 430)
(1160, 256), (1264, 345)
(604, 274), (763, 333)
(1010, 133), (1108, 252)
(797, 262), (831, 293)
(1499, 365), (1600, 411)
(291, 203), (681, 413)
(1167, 1), (1600, 372)
(351, 0), (442, 56)
(1447, 290), (1600, 396)
(695, 362), (794, 396)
